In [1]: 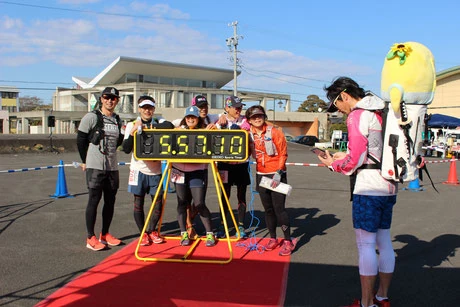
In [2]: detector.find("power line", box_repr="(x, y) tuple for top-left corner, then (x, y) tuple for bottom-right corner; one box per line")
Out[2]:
(240, 67), (323, 90)
(0, 0), (221, 23)
(243, 66), (330, 83)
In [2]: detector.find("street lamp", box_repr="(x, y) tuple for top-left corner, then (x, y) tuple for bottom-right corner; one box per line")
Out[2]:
(274, 100), (284, 126)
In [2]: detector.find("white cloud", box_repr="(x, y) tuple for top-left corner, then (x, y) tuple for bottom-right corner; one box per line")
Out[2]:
(1, 16), (24, 29)
(0, 55), (36, 67)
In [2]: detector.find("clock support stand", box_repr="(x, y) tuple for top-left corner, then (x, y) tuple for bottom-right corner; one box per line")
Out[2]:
(134, 161), (243, 264)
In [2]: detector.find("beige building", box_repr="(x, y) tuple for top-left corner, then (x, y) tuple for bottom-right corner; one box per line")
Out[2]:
(430, 66), (460, 118)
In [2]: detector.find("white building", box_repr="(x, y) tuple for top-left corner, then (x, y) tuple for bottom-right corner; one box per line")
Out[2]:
(10, 56), (327, 138)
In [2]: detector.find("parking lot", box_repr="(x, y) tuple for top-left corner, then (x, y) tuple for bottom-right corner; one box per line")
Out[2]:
(0, 142), (459, 306)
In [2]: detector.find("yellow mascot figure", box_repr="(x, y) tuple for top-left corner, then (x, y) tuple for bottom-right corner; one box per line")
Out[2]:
(380, 42), (436, 183)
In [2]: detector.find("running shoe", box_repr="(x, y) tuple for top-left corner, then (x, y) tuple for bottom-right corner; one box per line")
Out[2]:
(99, 233), (121, 246)
(279, 239), (296, 256)
(216, 224), (226, 238)
(180, 231), (190, 246)
(341, 299), (362, 307)
(264, 238), (279, 251)
(86, 235), (105, 251)
(148, 231), (164, 244)
(205, 232), (216, 247)
(237, 226), (248, 239)
(341, 299), (378, 307)
(374, 297), (390, 307)
(140, 233), (151, 246)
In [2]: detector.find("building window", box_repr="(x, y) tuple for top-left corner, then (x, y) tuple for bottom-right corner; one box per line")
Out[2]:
(159, 77), (173, 86)
(211, 94), (225, 109)
(1, 92), (18, 98)
(126, 73), (138, 83)
(144, 75), (159, 84)
(176, 92), (185, 108)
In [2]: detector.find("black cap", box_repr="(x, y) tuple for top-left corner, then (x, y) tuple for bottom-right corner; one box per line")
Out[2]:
(192, 95), (208, 107)
(101, 87), (120, 98)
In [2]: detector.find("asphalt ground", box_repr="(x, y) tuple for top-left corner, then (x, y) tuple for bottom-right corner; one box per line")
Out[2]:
(0, 142), (459, 306)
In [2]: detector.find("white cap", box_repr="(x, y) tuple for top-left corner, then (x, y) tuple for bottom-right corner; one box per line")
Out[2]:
(138, 100), (155, 108)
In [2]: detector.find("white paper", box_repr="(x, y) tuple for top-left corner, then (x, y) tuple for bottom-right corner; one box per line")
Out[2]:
(259, 176), (292, 196)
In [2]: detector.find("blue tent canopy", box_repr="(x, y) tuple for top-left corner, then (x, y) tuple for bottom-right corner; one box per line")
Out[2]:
(427, 114), (460, 128)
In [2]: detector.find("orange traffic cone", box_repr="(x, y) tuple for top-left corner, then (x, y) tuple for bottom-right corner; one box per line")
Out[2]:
(443, 159), (460, 185)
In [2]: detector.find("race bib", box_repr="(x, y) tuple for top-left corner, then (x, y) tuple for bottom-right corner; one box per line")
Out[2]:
(219, 170), (228, 184)
(128, 169), (139, 186)
(170, 168), (185, 184)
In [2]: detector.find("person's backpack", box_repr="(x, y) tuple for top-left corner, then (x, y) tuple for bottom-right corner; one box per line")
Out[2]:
(88, 110), (123, 147)
(264, 125), (278, 156)
(378, 41), (437, 191)
(359, 97), (437, 192)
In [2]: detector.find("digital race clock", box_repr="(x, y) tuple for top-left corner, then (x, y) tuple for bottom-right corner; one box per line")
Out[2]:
(134, 129), (249, 162)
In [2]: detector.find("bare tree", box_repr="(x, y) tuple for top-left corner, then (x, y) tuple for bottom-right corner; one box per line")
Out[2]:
(19, 96), (52, 112)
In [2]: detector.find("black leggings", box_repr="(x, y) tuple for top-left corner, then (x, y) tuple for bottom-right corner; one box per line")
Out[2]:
(133, 194), (163, 233)
(220, 184), (247, 226)
(175, 184), (212, 233)
(85, 187), (117, 238)
(256, 174), (291, 240)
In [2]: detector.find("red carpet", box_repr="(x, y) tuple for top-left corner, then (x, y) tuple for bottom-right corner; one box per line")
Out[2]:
(37, 237), (291, 306)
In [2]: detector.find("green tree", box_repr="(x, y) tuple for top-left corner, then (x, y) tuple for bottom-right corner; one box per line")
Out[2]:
(297, 95), (328, 112)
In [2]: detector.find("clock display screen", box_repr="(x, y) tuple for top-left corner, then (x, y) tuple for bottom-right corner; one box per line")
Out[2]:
(134, 129), (249, 162)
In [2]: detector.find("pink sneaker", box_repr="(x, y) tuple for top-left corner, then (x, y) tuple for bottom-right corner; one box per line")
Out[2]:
(374, 297), (390, 307)
(264, 238), (279, 251)
(279, 238), (297, 256)
(148, 231), (164, 244)
(341, 299), (362, 307)
(99, 233), (121, 246)
(140, 233), (151, 246)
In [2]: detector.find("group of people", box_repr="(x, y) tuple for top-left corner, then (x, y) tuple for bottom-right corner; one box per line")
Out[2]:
(77, 76), (398, 306)
(77, 88), (295, 256)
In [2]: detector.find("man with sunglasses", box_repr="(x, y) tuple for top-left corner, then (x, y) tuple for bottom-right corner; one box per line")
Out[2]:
(77, 87), (124, 251)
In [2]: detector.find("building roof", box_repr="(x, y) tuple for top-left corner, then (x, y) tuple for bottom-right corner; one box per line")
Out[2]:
(72, 56), (239, 89)
(436, 66), (460, 82)
(0, 86), (19, 93)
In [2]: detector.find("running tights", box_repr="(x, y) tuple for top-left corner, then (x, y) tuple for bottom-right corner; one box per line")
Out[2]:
(221, 184), (247, 225)
(258, 185), (290, 240)
(355, 228), (395, 276)
(85, 187), (117, 238)
(133, 195), (163, 233)
(175, 184), (212, 232)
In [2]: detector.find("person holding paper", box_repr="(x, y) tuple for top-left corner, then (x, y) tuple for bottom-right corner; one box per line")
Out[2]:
(245, 105), (296, 256)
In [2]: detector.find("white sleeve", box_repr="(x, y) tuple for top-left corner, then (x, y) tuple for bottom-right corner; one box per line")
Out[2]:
(123, 122), (134, 140)
(172, 118), (182, 127)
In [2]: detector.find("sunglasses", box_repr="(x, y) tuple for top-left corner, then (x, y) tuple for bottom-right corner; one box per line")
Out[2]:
(332, 89), (346, 108)
(102, 95), (118, 101)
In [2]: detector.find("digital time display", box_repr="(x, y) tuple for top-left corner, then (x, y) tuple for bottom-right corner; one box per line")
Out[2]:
(134, 129), (249, 162)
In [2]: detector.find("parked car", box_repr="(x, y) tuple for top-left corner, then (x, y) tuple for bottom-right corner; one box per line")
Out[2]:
(291, 135), (319, 146)
(285, 135), (294, 142)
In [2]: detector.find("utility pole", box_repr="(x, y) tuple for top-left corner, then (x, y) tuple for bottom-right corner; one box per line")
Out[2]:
(226, 21), (243, 96)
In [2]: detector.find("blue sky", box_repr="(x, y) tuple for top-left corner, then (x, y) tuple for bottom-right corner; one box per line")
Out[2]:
(1, 0), (459, 111)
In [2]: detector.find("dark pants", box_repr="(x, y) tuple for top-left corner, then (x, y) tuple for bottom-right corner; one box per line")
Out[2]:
(85, 169), (119, 238)
(256, 173), (291, 240)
